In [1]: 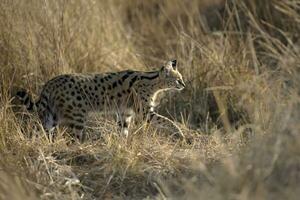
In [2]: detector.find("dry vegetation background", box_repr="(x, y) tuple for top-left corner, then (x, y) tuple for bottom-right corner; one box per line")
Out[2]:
(0, 0), (300, 199)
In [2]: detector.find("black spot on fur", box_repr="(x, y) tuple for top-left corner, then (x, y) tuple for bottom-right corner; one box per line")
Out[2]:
(140, 73), (159, 80)
(77, 96), (82, 101)
(126, 70), (134, 75)
(76, 119), (84, 124)
(74, 113), (84, 118)
(41, 94), (47, 100)
(65, 108), (72, 113)
(41, 101), (46, 108)
(129, 76), (138, 88)
(121, 74), (130, 81)
(112, 82), (117, 88)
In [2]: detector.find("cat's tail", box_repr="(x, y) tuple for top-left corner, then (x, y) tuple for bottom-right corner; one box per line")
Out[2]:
(14, 88), (36, 111)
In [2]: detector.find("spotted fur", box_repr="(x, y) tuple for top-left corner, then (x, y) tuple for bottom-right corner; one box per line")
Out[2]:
(15, 60), (186, 141)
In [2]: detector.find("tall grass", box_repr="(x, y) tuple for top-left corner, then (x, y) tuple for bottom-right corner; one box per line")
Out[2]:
(0, 0), (299, 199)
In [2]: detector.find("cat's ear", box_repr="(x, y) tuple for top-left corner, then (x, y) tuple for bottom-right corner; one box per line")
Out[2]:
(160, 59), (177, 76)
(160, 66), (170, 76)
(166, 59), (177, 70)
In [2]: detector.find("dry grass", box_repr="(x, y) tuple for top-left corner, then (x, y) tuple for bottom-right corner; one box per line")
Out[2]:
(1, 0), (300, 199)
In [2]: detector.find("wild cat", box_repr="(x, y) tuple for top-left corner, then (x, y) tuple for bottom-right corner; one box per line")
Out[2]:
(15, 60), (186, 141)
